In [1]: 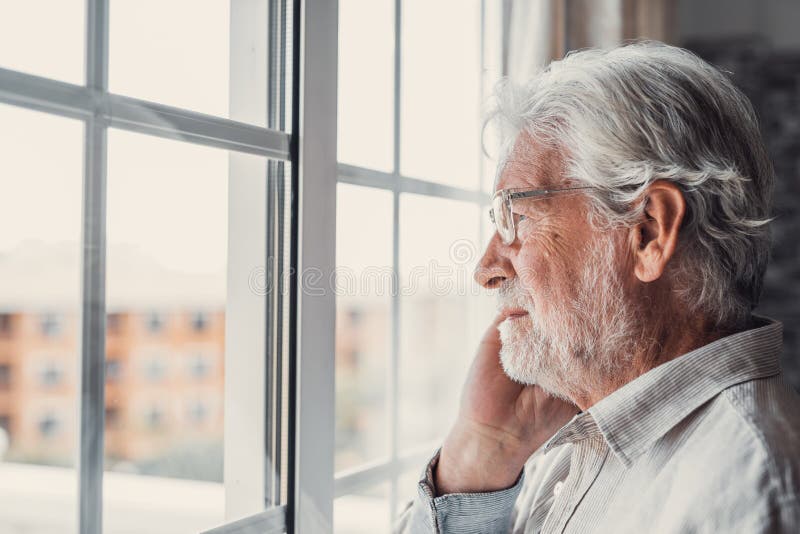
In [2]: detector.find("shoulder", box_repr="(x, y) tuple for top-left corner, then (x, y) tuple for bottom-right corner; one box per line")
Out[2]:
(718, 374), (800, 494)
(666, 374), (800, 531)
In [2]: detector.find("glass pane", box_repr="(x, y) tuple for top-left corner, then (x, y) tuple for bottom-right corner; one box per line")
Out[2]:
(109, 0), (290, 128)
(104, 129), (245, 533)
(109, 0), (229, 118)
(400, 0), (482, 189)
(0, 104), (83, 534)
(398, 194), (492, 451)
(338, 0), (394, 172)
(0, 0), (85, 84)
(334, 482), (390, 534)
(396, 466), (423, 521)
(335, 184), (393, 472)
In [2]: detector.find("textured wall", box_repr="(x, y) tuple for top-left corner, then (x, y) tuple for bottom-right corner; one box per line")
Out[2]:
(684, 37), (800, 391)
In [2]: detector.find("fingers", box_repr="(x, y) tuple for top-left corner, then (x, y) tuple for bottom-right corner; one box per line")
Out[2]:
(479, 314), (505, 350)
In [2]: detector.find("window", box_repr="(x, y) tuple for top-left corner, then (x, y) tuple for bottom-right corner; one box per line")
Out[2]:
(187, 352), (212, 380)
(190, 311), (210, 333)
(106, 312), (122, 334)
(105, 359), (122, 382)
(0, 415), (10, 457)
(187, 400), (210, 425)
(0, 101), (82, 534)
(0, 364), (10, 390)
(105, 406), (120, 428)
(38, 412), (61, 438)
(333, 0), (501, 530)
(142, 358), (167, 382)
(144, 404), (165, 430)
(39, 362), (64, 387)
(0, 415), (10, 434)
(143, 312), (164, 334)
(0, 0), (85, 84)
(0, 1), (300, 533)
(0, 314), (12, 335)
(39, 313), (62, 337)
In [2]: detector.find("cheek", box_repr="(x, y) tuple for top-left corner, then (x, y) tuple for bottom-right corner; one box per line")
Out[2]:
(513, 229), (584, 308)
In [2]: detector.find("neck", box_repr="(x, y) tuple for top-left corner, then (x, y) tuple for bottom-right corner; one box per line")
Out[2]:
(572, 312), (733, 411)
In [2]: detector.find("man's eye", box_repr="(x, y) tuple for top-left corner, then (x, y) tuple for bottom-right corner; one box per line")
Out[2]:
(517, 214), (527, 222)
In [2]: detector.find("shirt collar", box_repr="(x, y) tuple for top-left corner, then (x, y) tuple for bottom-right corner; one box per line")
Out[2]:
(543, 317), (783, 467)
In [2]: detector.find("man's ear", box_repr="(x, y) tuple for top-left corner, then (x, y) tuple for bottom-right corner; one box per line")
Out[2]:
(631, 181), (685, 283)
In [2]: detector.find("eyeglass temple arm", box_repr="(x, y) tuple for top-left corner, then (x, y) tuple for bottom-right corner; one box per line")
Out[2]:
(506, 186), (593, 201)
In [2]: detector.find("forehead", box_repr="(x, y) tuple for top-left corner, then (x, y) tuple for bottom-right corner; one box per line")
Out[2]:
(495, 135), (564, 192)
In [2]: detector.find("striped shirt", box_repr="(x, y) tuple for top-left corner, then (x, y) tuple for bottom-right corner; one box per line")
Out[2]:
(395, 317), (800, 533)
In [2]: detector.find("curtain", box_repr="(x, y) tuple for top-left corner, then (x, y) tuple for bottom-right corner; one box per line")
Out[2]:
(503, 0), (677, 81)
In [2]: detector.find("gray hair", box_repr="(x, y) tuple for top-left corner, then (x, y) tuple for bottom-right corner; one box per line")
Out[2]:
(487, 41), (774, 329)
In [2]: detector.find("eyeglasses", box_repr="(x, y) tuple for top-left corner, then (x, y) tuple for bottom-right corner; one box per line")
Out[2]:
(489, 186), (593, 245)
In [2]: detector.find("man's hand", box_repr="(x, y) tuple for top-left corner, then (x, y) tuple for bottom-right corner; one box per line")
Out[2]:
(435, 314), (579, 495)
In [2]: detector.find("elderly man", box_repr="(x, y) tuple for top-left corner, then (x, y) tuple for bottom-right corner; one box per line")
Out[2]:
(396, 42), (800, 533)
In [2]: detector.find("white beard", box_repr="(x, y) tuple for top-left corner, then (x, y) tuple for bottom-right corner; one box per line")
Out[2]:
(496, 235), (639, 402)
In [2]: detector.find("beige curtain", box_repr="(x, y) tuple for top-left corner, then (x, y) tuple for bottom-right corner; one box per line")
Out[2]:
(504, 0), (676, 81)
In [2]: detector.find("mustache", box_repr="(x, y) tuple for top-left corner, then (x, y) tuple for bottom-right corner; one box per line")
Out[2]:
(495, 279), (534, 314)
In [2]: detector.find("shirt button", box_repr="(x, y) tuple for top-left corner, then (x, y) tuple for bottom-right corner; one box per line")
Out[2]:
(553, 481), (564, 496)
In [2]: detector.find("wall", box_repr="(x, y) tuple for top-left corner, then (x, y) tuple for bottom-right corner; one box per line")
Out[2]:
(677, 0), (800, 389)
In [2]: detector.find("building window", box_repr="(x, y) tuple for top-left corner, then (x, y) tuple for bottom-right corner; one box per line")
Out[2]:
(187, 353), (211, 379)
(38, 412), (60, 438)
(39, 313), (61, 337)
(0, 314), (12, 335)
(0, 364), (10, 390)
(105, 406), (120, 428)
(143, 358), (167, 382)
(144, 405), (164, 429)
(144, 312), (164, 334)
(189, 311), (209, 332)
(105, 359), (122, 383)
(347, 308), (362, 326)
(107, 312), (122, 334)
(186, 401), (209, 424)
(39, 362), (63, 387)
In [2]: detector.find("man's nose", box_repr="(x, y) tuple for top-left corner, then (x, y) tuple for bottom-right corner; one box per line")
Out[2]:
(474, 233), (515, 289)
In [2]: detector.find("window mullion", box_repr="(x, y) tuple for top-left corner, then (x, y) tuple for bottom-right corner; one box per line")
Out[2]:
(388, 0), (403, 525)
(78, 2), (109, 534)
(338, 164), (491, 205)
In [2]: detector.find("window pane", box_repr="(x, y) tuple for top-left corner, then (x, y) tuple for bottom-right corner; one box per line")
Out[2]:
(109, 0), (290, 129)
(338, 0), (394, 172)
(398, 194), (491, 451)
(335, 184), (393, 472)
(109, 0), (230, 118)
(400, 0), (482, 188)
(104, 129), (239, 533)
(0, 0), (85, 84)
(334, 482), (390, 534)
(0, 104), (83, 534)
(396, 466), (423, 520)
